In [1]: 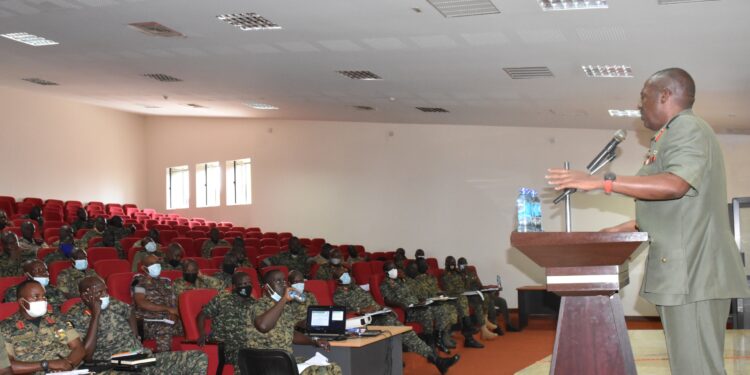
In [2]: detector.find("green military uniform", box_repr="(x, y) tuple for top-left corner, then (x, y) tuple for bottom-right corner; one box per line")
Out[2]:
(311, 254), (328, 265)
(56, 268), (99, 297)
(412, 274), (458, 325)
(201, 239), (230, 258)
(201, 291), (256, 367)
(44, 250), (75, 265)
(131, 249), (165, 272)
(267, 251), (310, 276)
(314, 264), (346, 281)
(5, 284), (65, 313)
(71, 218), (94, 232)
(212, 271), (233, 288)
(346, 256), (366, 265)
(635, 109), (750, 374)
(49, 239), (82, 249)
(161, 261), (183, 271)
(0, 253), (21, 277)
(333, 284), (434, 358)
(0, 335), (10, 371)
(79, 229), (103, 250)
(173, 274), (224, 296)
(248, 296), (342, 375)
(289, 291), (318, 323)
(0, 312), (79, 375)
(441, 271), (475, 322)
(64, 299), (207, 375)
(380, 277), (451, 335)
(17, 238), (47, 262)
(131, 274), (184, 352)
(462, 269), (512, 329)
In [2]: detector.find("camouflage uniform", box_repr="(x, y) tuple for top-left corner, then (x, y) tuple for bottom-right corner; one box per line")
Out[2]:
(411, 274), (458, 325)
(201, 291), (256, 366)
(200, 239), (230, 258)
(0, 312), (80, 375)
(267, 251), (310, 276)
(131, 249), (165, 272)
(79, 229), (103, 250)
(49, 239), (82, 249)
(56, 268), (99, 297)
(44, 247), (81, 265)
(161, 261), (184, 271)
(463, 270), (510, 327)
(91, 239), (125, 260)
(0, 335), (9, 370)
(64, 299), (207, 375)
(0, 253), (21, 277)
(131, 273), (184, 352)
(441, 270), (478, 322)
(212, 271), (234, 288)
(71, 218), (94, 232)
(17, 238), (47, 262)
(346, 255), (366, 265)
(248, 296), (343, 375)
(289, 291), (318, 323)
(333, 285), (434, 358)
(314, 263), (346, 281)
(5, 284), (65, 313)
(380, 277), (451, 334)
(173, 274), (225, 296)
(310, 254), (328, 265)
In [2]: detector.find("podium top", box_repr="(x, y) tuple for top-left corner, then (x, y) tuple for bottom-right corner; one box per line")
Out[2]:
(510, 231), (648, 268)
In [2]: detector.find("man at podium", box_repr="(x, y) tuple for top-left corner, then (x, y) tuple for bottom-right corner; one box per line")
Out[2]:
(546, 68), (750, 375)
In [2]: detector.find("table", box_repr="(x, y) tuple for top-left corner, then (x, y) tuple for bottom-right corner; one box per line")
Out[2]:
(293, 325), (411, 375)
(517, 285), (560, 329)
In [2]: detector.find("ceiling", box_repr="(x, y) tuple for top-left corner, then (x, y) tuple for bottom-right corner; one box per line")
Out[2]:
(1, 0), (749, 133)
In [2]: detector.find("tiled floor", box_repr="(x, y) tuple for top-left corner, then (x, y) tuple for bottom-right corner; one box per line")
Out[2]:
(516, 329), (750, 374)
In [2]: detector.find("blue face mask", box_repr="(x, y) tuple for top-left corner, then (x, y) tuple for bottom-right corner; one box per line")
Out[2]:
(60, 243), (75, 257)
(267, 284), (282, 302)
(339, 272), (352, 285)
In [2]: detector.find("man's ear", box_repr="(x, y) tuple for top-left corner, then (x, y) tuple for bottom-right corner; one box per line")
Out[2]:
(660, 88), (672, 104)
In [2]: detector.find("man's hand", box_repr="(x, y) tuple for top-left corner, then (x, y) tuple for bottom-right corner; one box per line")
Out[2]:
(48, 359), (73, 371)
(600, 220), (638, 233)
(546, 169), (603, 192)
(314, 338), (331, 351)
(89, 294), (102, 317)
(165, 306), (179, 317)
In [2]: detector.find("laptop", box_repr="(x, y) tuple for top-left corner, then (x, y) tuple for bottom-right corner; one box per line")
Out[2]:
(306, 305), (347, 340)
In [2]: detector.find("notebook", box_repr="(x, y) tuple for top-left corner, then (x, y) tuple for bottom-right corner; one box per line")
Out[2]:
(306, 305), (347, 339)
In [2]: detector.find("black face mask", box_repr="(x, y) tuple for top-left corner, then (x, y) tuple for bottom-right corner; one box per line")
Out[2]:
(183, 273), (198, 284)
(222, 264), (236, 275)
(235, 285), (252, 297)
(417, 263), (429, 274)
(0, 223), (6, 230)
(405, 268), (419, 278)
(168, 259), (181, 267)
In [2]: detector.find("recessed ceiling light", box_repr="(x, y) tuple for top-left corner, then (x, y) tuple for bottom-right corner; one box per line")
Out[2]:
(503, 66), (554, 79)
(246, 102), (279, 110)
(539, 0), (608, 11)
(337, 70), (383, 80)
(1, 32), (58, 46)
(608, 109), (640, 118)
(217, 13), (282, 30)
(427, 0), (501, 18)
(354, 105), (375, 111)
(128, 22), (185, 38)
(582, 65), (633, 78)
(416, 107), (450, 113)
(187, 103), (206, 108)
(22, 78), (59, 86)
(143, 73), (182, 82)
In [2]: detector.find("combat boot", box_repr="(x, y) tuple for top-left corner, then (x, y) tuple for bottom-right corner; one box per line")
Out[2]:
(462, 317), (484, 348)
(441, 329), (456, 349)
(428, 354), (460, 374)
(434, 331), (451, 354)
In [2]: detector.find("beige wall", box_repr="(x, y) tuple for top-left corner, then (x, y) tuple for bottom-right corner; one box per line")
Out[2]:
(0, 87), (147, 205)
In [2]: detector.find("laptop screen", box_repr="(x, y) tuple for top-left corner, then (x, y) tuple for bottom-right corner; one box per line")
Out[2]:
(306, 305), (346, 336)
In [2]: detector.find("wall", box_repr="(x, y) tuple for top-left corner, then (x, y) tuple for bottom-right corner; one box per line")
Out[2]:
(0, 87), (147, 205)
(144, 116), (750, 316)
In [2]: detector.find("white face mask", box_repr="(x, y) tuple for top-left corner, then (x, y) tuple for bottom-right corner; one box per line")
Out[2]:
(330, 258), (342, 265)
(145, 242), (157, 253)
(146, 263), (161, 278)
(32, 276), (49, 287)
(339, 272), (351, 285)
(291, 282), (305, 294)
(100, 296), (110, 310)
(387, 269), (398, 279)
(458, 264), (466, 271)
(22, 299), (47, 318)
(74, 259), (88, 271)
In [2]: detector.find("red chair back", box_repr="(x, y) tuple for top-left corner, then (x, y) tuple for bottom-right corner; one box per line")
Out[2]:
(37, 247), (57, 261)
(160, 230), (179, 245)
(352, 262), (372, 285)
(210, 246), (231, 257)
(369, 273), (386, 306)
(244, 238), (260, 248)
(119, 237), (140, 252)
(0, 276), (25, 302)
(94, 259), (131, 280)
(259, 246), (280, 255)
(87, 247), (119, 264)
(86, 237), (102, 249)
(210, 257), (225, 269)
(61, 298), (82, 314)
(309, 263), (320, 279)
(127, 247), (142, 266)
(426, 258), (439, 271)
(184, 257), (213, 270)
(179, 288), (219, 340)
(369, 261), (385, 276)
(260, 238), (279, 247)
(171, 237), (194, 257)
(106, 272), (135, 304)
(0, 302), (19, 320)
(160, 270), (183, 281)
(305, 280), (333, 306)
(259, 265), (288, 280)
(49, 261), (72, 285)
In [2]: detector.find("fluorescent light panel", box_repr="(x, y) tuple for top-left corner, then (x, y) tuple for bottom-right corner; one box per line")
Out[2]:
(1, 32), (58, 46)
(539, 0), (608, 11)
(246, 102), (278, 110)
(582, 65), (633, 78)
(217, 13), (281, 30)
(608, 109), (640, 118)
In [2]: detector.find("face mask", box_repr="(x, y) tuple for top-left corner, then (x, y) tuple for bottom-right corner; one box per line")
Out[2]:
(330, 258), (342, 265)
(235, 285), (252, 297)
(100, 296), (110, 310)
(417, 263), (429, 274)
(145, 242), (157, 253)
(146, 263), (161, 278)
(266, 284), (282, 302)
(222, 264), (236, 275)
(387, 269), (398, 279)
(291, 282), (305, 294)
(168, 259), (181, 267)
(416, 255), (425, 259)
(22, 299), (47, 318)
(448, 264), (456, 271)
(458, 264), (466, 271)
(339, 272), (351, 285)
(183, 273), (198, 284)
(406, 269), (419, 278)
(60, 243), (75, 257)
(74, 259), (88, 271)
(32, 276), (50, 287)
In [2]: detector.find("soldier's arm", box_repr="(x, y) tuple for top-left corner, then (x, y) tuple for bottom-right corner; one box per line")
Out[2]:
(254, 288), (293, 333)
(381, 285), (408, 310)
(128, 308), (138, 338)
(133, 290), (178, 316)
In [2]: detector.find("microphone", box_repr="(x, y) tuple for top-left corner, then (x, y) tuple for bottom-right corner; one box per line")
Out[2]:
(586, 129), (627, 172)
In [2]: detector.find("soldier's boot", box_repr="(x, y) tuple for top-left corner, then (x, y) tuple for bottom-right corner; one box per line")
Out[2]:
(484, 315), (498, 330)
(428, 354), (460, 374)
(441, 329), (456, 349)
(493, 325), (505, 336)
(461, 317), (484, 349)
(434, 331), (451, 354)
(420, 333), (435, 351)
(481, 325), (498, 340)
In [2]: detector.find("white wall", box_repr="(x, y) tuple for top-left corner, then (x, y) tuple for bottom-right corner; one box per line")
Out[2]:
(0, 87), (147, 205)
(144, 116), (750, 316)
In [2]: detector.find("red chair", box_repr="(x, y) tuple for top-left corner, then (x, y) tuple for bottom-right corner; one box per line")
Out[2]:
(210, 257), (225, 269)
(210, 246), (231, 258)
(259, 246), (280, 256)
(74, 228), (88, 239)
(87, 247), (119, 265)
(43, 212), (63, 221)
(171, 237), (194, 257)
(15, 202), (33, 216)
(127, 247), (142, 266)
(119, 237), (140, 252)
(224, 231), (243, 240)
(173, 226), (190, 235)
(259, 265), (288, 280)
(61, 298), (82, 314)
(305, 280), (333, 306)
(309, 263), (320, 279)
(186, 231), (206, 239)
(256, 254), (272, 267)
(244, 238), (260, 248)
(133, 230), (149, 238)
(426, 258), (439, 271)
(178, 289), (230, 375)
(0, 276), (25, 302)
(260, 238), (279, 247)
(49, 261), (72, 285)
(193, 238), (209, 256)
(160, 230), (179, 245)
(94, 259), (131, 280)
(245, 227), (261, 233)
(106, 272), (135, 304)
(352, 262), (372, 286)
(184, 257), (213, 270)
(244, 232), (262, 240)
(244, 246), (258, 264)
(23, 197), (43, 207)
(37, 247), (57, 261)
(160, 270), (183, 281)
(369, 261), (385, 276)
(262, 232), (278, 240)
(153, 224), (171, 231)
(311, 238), (326, 248)
(0, 302), (19, 320)
(369, 274), (386, 306)
(87, 237), (102, 249)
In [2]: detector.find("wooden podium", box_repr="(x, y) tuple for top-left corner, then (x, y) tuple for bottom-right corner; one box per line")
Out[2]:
(511, 231), (648, 375)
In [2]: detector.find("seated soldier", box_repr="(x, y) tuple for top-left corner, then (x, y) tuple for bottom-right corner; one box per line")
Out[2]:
(457, 257), (518, 335)
(262, 237), (310, 276)
(79, 217), (107, 251)
(201, 228), (230, 258)
(0, 279), (85, 374)
(91, 228), (126, 259)
(0, 336), (10, 375)
(132, 255), (183, 352)
(393, 252), (408, 271)
(134, 228), (161, 249)
(197, 272), (256, 374)
(56, 249), (98, 299)
(65, 276), (208, 374)
(0, 209), (11, 231)
(441, 256), (485, 346)
(229, 237), (252, 268)
(214, 253), (240, 287)
(287, 270), (317, 323)
(24, 206), (44, 231)
(408, 260), (459, 350)
(162, 243), (185, 271)
(131, 237), (164, 272)
(172, 259), (224, 296)
(310, 243), (333, 265)
(345, 245), (367, 265)
(106, 215), (135, 243)
(71, 207), (94, 232)
(17, 221), (48, 261)
(0, 232), (23, 277)
(315, 248), (347, 280)
(332, 267), (459, 374)
(250, 270), (342, 375)
(5, 260), (65, 313)
(44, 225), (80, 264)
(414, 249), (426, 260)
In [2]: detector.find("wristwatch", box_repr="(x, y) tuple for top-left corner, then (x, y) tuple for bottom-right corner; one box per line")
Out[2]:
(40, 360), (49, 373)
(603, 172), (617, 195)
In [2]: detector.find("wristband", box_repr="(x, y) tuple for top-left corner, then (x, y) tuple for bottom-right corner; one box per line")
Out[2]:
(603, 172), (616, 195)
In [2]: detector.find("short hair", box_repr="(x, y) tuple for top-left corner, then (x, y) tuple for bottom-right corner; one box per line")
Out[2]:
(232, 271), (249, 286)
(649, 67), (696, 109)
(16, 279), (42, 299)
(262, 269), (282, 285)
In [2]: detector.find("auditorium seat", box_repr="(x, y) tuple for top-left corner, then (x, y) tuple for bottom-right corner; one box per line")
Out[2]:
(426, 258), (439, 271)
(369, 261), (385, 276)
(309, 263), (320, 280)
(210, 256), (225, 269)
(0, 276), (25, 302)
(160, 270), (183, 281)
(120, 237), (140, 252)
(259, 246), (280, 256)
(261, 232), (278, 240)
(244, 238), (261, 248)
(74, 228), (88, 239)
(44, 220), (63, 230)
(106, 272), (135, 304)
(49, 261), (71, 285)
(352, 262), (372, 286)
(305, 280), (333, 306)
(23, 197), (43, 207)
(278, 232), (292, 239)
(0, 201), (14, 217)
(260, 265), (288, 280)
(311, 238), (326, 248)
(42, 228), (58, 243)
(211, 246), (231, 258)
(0, 302), (19, 320)
(94, 259), (131, 280)
(244, 232), (262, 240)
(87, 237), (102, 249)
(224, 231), (243, 240)
(37, 247), (56, 262)
(87, 247), (119, 265)
(43, 211), (63, 221)
(171, 237), (194, 257)
(61, 298), (82, 314)
(186, 231), (206, 239)
(178, 289), (231, 375)
(184, 257), (213, 270)
(160, 230), (179, 244)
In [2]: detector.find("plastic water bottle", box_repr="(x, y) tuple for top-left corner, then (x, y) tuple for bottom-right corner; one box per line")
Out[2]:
(530, 189), (543, 232)
(289, 290), (306, 302)
(516, 188), (532, 232)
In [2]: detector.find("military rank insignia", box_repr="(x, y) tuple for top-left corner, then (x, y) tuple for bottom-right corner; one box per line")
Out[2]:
(55, 328), (67, 340)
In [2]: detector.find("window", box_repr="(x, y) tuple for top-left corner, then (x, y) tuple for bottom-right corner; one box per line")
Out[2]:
(166, 165), (189, 209)
(226, 158), (252, 205)
(196, 161), (221, 208)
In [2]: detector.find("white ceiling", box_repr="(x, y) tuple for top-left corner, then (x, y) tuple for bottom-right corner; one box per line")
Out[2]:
(1, 0), (749, 133)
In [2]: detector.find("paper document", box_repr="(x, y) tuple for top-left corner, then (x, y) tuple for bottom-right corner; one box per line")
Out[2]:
(364, 308), (391, 317)
(408, 300), (434, 308)
(427, 296), (456, 303)
(461, 291), (485, 301)
(45, 370), (90, 375)
(144, 318), (175, 325)
(111, 350), (142, 358)
(297, 352), (330, 373)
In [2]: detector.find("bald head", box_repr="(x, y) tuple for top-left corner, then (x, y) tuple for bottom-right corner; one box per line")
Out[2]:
(648, 68), (695, 109)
